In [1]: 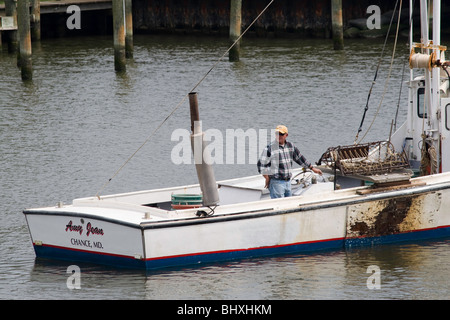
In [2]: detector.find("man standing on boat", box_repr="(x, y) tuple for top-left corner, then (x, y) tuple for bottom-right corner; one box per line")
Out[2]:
(257, 125), (322, 198)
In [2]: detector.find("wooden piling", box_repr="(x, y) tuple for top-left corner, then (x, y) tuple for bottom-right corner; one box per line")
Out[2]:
(112, 0), (126, 72)
(331, 0), (344, 50)
(229, 0), (242, 62)
(125, 0), (133, 58)
(4, 0), (18, 54)
(30, 0), (41, 41)
(17, 0), (32, 80)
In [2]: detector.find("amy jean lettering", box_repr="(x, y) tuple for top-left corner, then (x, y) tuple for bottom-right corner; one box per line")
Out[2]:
(65, 220), (104, 236)
(86, 222), (104, 236)
(65, 220), (83, 235)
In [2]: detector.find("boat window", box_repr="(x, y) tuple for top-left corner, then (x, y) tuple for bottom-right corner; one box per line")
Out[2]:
(446, 104), (450, 131)
(418, 87), (427, 118)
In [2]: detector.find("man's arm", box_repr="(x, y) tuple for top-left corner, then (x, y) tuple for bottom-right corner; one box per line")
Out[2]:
(258, 145), (272, 187)
(292, 144), (322, 175)
(263, 174), (270, 188)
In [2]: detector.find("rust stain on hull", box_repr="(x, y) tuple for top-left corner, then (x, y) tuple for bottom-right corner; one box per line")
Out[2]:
(347, 192), (442, 239)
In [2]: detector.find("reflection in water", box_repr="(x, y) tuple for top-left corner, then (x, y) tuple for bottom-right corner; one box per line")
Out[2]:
(25, 240), (450, 300)
(144, 240), (450, 300)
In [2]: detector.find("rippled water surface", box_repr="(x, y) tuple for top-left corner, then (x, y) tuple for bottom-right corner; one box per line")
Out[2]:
(1, 34), (450, 300)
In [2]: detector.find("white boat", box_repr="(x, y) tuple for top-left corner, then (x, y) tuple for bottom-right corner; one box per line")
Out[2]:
(24, 0), (450, 269)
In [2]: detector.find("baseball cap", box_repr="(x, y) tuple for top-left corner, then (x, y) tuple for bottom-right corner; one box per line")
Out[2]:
(275, 125), (288, 134)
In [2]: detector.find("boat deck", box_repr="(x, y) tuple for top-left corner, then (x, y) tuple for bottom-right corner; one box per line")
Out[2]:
(25, 170), (450, 229)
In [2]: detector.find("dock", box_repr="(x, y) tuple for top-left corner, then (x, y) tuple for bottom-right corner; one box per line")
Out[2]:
(3, 0), (432, 81)
(38, 0), (111, 14)
(0, 0), (112, 16)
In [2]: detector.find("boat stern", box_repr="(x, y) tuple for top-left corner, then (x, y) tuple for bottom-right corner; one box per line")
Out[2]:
(23, 204), (147, 268)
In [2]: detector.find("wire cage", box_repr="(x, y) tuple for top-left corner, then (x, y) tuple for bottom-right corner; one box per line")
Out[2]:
(317, 141), (410, 176)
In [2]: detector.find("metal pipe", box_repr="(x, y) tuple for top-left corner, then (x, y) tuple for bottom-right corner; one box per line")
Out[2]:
(189, 92), (200, 133)
(420, 0), (432, 127)
(188, 92), (220, 208)
(409, 0), (414, 81)
(432, 0), (441, 172)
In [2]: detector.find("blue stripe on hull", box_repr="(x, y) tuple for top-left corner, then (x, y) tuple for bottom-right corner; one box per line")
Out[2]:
(144, 238), (344, 269)
(33, 246), (146, 269)
(33, 226), (450, 269)
(344, 226), (450, 248)
(33, 239), (344, 270)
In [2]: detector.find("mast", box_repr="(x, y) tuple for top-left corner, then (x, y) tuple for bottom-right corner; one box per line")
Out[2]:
(432, 0), (441, 171)
(407, 0), (447, 174)
(419, 0), (432, 130)
(410, 0), (442, 173)
(409, 0), (414, 83)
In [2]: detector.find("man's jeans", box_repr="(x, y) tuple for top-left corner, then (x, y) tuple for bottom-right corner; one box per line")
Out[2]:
(269, 178), (291, 198)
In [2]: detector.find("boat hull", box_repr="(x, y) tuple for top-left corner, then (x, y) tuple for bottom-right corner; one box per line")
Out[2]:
(29, 223), (450, 270)
(24, 174), (450, 269)
(25, 213), (146, 268)
(141, 206), (347, 269)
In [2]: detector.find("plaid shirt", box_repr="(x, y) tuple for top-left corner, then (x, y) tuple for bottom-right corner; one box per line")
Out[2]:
(257, 140), (312, 179)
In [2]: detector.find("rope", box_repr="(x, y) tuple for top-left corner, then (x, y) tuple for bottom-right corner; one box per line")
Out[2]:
(394, 0), (415, 136)
(356, 0), (403, 144)
(354, 0), (400, 144)
(96, 0), (276, 199)
(394, 54), (407, 132)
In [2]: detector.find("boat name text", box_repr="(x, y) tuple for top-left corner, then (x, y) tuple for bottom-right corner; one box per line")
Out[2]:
(70, 238), (104, 249)
(65, 220), (104, 236)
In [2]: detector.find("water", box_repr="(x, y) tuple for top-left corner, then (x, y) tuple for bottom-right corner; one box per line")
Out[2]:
(1, 34), (450, 300)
